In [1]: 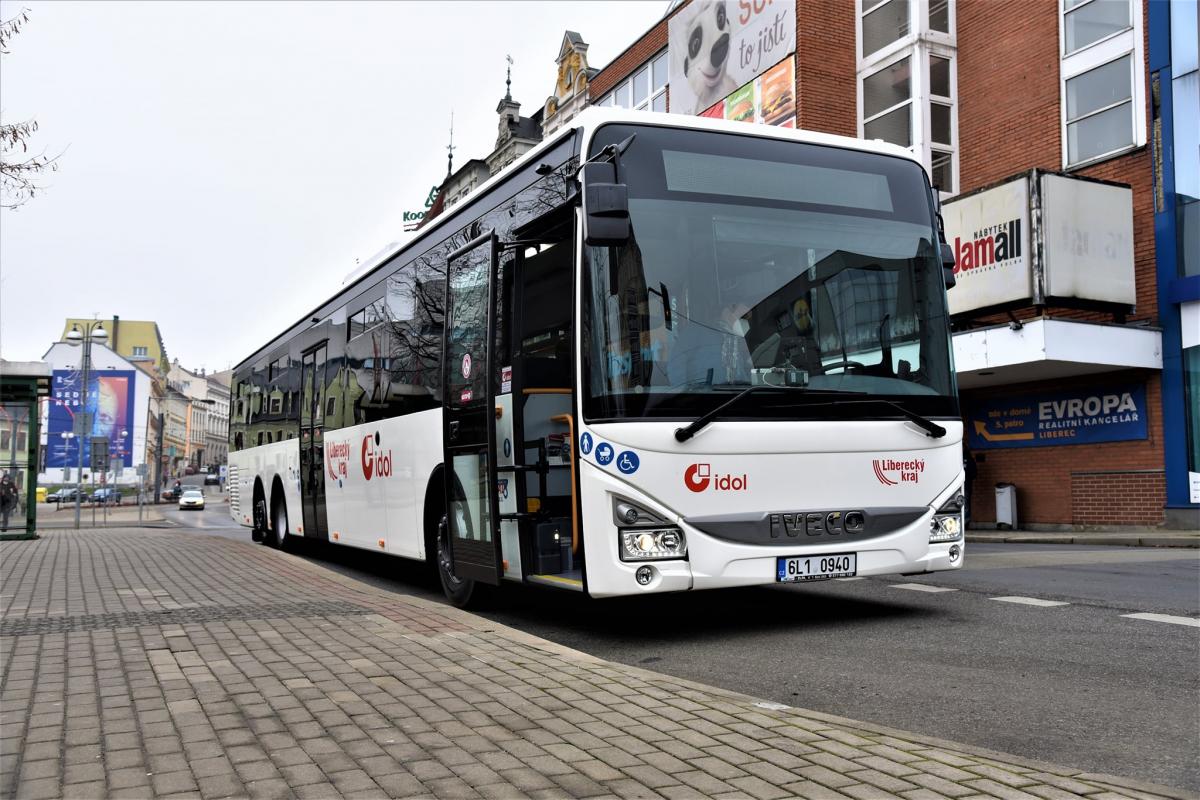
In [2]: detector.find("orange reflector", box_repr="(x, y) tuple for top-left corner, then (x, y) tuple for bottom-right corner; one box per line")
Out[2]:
(528, 498), (541, 513)
(502, 559), (509, 572)
(297, 527), (302, 533)
(332, 531), (339, 540)
(378, 539), (385, 548)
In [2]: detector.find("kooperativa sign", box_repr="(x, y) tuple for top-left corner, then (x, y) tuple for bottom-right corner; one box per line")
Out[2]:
(967, 384), (1148, 450)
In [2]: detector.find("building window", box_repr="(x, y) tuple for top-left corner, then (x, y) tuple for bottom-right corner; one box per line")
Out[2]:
(597, 51), (668, 112)
(858, 0), (958, 193)
(1059, 0), (1144, 168)
(861, 0), (910, 59)
(863, 55), (912, 147)
(132, 346), (148, 357)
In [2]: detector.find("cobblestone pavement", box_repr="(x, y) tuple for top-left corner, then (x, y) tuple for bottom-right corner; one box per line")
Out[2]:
(1, 529), (1192, 800)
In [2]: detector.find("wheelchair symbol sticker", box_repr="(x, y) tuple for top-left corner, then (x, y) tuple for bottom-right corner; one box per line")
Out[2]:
(616, 451), (640, 474)
(595, 442), (614, 465)
(580, 432), (593, 455)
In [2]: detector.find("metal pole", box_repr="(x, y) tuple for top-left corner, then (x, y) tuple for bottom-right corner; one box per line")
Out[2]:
(73, 335), (89, 530)
(154, 411), (164, 504)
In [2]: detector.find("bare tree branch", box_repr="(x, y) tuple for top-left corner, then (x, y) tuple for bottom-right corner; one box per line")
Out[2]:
(1, 9), (62, 209)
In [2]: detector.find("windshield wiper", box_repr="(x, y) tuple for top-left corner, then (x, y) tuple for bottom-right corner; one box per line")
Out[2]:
(674, 386), (862, 442)
(828, 399), (947, 438)
(672, 389), (947, 442)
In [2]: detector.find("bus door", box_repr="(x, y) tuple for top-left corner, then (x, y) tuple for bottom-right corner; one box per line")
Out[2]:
(300, 344), (329, 540)
(442, 231), (503, 585)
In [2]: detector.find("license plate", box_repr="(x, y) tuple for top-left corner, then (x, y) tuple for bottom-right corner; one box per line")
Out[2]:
(777, 553), (857, 582)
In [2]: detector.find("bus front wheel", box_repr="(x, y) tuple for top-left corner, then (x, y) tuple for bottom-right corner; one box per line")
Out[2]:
(437, 514), (475, 608)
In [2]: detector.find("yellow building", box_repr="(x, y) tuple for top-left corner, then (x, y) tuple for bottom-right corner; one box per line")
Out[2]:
(60, 317), (169, 375)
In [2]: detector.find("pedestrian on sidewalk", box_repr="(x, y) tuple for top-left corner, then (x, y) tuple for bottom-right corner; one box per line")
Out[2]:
(0, 473), (18, 532)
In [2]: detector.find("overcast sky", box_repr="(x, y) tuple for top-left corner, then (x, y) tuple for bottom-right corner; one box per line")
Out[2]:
(0, 0), (665, 371)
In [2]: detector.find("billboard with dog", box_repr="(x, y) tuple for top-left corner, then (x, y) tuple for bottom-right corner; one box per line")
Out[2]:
(668, 0), (796, 117)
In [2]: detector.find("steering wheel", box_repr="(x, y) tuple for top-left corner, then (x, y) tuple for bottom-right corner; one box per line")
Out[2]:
(822, 358), (865, 374)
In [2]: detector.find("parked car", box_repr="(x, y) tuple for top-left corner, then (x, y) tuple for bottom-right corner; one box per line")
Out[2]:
(203, 472), (220, 486)
(161, 485), (182, 501)
(46, 487), (87, 504)
(178, 489), (205, 510)
(91, 488), (122, 505)
(184, 465), (197, 476)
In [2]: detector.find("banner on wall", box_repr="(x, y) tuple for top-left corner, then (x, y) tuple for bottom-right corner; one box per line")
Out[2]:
(967, 384), (1148, 450)
(699, 55), (795, 127)
(47, 370), (136, 468)
(668, 0), (796, 116)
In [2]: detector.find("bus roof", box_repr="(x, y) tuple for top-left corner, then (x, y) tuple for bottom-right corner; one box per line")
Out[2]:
(234, 109), (922, 372)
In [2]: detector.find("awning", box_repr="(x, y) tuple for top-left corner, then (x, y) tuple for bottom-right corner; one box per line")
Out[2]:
(953, 318), (1162, 390)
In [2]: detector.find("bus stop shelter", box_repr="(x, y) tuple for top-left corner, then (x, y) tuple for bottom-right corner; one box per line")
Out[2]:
(0, 359), (51, 539)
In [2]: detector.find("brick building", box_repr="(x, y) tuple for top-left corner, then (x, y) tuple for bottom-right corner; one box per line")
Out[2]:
(582, 0), (1196, 529)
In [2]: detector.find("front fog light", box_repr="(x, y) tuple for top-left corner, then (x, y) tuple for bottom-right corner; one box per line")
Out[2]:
(636, 566), (654, 585)
(949, 545), (961, 562)
(620, 527), (687, 561)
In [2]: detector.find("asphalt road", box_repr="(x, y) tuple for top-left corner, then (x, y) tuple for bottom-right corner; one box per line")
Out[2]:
(171, 508), (1200, 793)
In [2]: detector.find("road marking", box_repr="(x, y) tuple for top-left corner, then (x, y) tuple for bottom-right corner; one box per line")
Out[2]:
(990, 596), (1070, 607)
(1121, 613), (1200, 628)
(891, 583), (958, 593)
(835, 577), (865, 582)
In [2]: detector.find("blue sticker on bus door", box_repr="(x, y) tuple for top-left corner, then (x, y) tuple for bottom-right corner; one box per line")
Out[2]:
(616, 451), (640, 474)
(595, 442), (614, 466)
(580, 432), (593, 455)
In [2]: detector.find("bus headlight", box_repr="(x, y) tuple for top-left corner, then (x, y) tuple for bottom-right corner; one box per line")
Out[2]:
(620, 527), (687, 561)
(929, 491), (965, 543)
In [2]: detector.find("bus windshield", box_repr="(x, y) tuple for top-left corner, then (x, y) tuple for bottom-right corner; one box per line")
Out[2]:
(583, 123), (957, 422)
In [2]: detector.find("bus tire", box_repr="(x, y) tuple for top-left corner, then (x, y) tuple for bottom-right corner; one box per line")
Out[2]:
(271, 495), (293, 552)
(436, 514), (475, 608)
(252, 482), (267, 543)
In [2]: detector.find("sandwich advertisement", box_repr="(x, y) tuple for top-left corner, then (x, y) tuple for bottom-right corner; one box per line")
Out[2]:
(668, 0), (796, 117)
(699, 56), (796, 128)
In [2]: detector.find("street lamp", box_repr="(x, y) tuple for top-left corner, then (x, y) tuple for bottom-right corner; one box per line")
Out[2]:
(65, 321), (107, 529)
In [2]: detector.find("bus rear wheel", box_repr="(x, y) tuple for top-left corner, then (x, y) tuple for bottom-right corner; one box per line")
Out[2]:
(271, 498), (293, 552)
(252, 491), (267, 543)
(437, 514), (475, 608)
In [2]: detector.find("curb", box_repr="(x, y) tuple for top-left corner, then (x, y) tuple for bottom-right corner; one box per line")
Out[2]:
(968, 533), (1199, 548)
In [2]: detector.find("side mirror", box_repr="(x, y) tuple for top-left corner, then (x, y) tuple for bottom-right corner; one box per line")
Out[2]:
(581, 162), (630, 246)
(940, 242), (956, 289)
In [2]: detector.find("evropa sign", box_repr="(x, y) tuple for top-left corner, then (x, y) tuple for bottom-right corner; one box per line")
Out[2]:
(967, 384), (1148, 450)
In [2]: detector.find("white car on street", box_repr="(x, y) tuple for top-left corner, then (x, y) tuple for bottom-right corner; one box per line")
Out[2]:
(178, 489), (205, 511)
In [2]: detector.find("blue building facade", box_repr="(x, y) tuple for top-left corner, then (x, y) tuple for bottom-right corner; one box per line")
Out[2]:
(1149, 0), (1200, 527)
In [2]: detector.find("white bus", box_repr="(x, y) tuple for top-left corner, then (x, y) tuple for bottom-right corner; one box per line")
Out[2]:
(228, 108), (965, 606)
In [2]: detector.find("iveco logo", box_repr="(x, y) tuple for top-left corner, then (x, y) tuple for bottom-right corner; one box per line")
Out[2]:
(684, 463), (747, 493)
(770, 510), (866, 538)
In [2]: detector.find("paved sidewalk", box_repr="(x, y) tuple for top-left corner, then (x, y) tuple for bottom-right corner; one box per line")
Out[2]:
(1, 529), (1193, 800)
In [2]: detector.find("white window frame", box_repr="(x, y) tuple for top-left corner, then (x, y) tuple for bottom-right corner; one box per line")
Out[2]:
(1058, 0), (1146, 169)
(595, 49), (668, 112)
(857, 0), (959, 195)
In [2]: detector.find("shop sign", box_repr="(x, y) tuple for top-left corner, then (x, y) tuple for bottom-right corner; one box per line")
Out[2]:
(944, 171), (1135, 317)
(668, 0), (796, 117)
(943, 176), (1032, 316)
(967, 383), (1148, 450)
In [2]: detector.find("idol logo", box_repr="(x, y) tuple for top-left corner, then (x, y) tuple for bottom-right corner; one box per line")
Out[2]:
(361, 432), (393, 481)
(872, 457), (924, 486)
(684, 463), (748, 493)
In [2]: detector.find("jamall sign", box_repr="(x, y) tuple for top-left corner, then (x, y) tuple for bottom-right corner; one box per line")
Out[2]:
(361, 432), (393, 480)
(684, 463), (748, 493)
(872, 458), (924, 486)
(954, 218), (1021, 275)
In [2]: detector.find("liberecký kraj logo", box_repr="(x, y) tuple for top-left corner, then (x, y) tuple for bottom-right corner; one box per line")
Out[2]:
(361, 432), (393, 481)
(683, 463), (748, 493)
(326, 439), (351, 484)
(872, 457), (924, 486)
